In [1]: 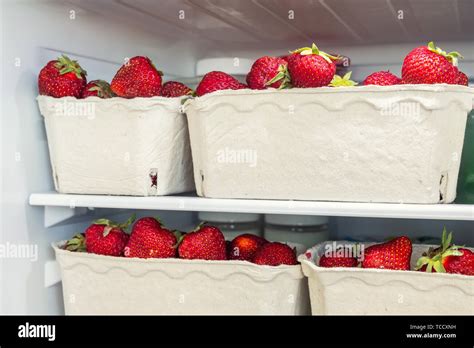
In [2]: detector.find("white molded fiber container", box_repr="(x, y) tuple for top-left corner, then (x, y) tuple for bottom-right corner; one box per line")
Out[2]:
(53, 242), (310, 315)
(185, 85), (474, 203)
(37, 96), (194, 196)
(299, 241), (474, 315)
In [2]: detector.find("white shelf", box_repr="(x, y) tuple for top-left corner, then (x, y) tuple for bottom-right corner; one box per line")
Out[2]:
(29, 192), (474, 221)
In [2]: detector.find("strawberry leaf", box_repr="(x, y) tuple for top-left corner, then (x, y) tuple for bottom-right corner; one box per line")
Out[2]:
(119, 213), (136, 231)
(329, 71), (358, 87)
(102, 226), (113, 237)
(433, 261), (446, 273)
(153, 216), (163, 225)
(426, 262), (433, 273)
(192, 221), (206, 232)
(290, 42), (339, 63)
(173, 232), (186, 249)
(426, 42), (463, 67)
(92, 218), (114, 226)
(172, 230), (182, 240)
(55, 54), (87, 79)
(64, 233), (86, 252)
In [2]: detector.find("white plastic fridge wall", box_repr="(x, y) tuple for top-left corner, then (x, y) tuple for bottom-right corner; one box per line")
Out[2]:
(1, 0), (473, 315)
(0, 0), (200, 315)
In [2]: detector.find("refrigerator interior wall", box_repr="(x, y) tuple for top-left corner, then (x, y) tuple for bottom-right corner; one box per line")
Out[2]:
(1, 0), (200, 314)
(1, 0), (473, 314)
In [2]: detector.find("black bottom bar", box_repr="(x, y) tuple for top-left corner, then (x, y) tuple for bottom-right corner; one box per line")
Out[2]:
(0, 315), (472, 346)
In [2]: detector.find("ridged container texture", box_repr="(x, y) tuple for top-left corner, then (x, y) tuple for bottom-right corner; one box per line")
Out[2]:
(37, 96), (194, 196)
(185, 85), (474, 203)
(299, 241), (474, 315)
(53, 242), (310, 315)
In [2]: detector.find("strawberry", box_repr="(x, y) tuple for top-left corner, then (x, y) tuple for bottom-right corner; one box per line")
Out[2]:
(124, 217), (178, 259)
(281, 55), (292, 63)
(38, 55), (87, 98)
(252, 242), (297, 266)
(161, 81), (194, 98)
(81, 80), (116, 98)
(111, 56), (162, 98)
(441, 248), (474, 275)
(287, 43), (338, 88)
(363, 71), (401, 86)
(178, 223), (227, 260)
(246, 56), (290, 90)
(319, 255), (358, 268)
(362, 236), (412, 270)
(84, 215), (135, 256)
(329, 71), (358, 87)
(457, 71), (468, 86)
(228, 234), (268, 261)
(401, 42), (463, 84)
(195, 71), (247, 97)
(417, 228), (474, 276)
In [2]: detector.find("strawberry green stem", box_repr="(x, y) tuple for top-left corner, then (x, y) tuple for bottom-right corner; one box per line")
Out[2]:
(55, 54), (87, 79)
(427, 42), (463, 67)
(290, 43), (339, 63)
(415, 227), (463, 272)
(65, 233), (86, 252)
(329, 71), (358, 87)
(265, 64), (291, 89)
(92, 213), (136, 237)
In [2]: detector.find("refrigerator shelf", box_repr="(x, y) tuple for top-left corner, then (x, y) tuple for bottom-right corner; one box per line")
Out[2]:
(29, 192), (474, 221)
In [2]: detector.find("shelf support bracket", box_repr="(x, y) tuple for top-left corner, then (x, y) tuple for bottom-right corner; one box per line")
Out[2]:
(44, 260), (61, 288)
(44, 206), (88, 228)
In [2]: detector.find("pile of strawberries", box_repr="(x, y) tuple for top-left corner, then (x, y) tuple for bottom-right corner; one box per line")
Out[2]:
(65, 215), (297, 267)
(38, 55), (193, 99)
(317, 228), (474, 276)
(196, 40), (468, 95)
(38, 41), (469, 100)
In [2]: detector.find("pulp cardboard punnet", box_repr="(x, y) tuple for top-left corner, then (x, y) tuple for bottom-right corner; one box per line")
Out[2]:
(53, 242), (310, 315)
(185, 85), (474, 203)
(37, 96), (194, 196)
(299, 241), (474, 315)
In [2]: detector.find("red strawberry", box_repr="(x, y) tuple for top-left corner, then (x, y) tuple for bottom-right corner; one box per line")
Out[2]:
(228, 234), (268, 261)
(457, 71), (468, 86)
(124, 217), (178, 259)
(401, 42), (462, 84)
(319, 255), (358, 268)
(161, 81), (194, 98)
(38, 55), (87, 98)
(246, 56), (290, 90)
(178, 223), (227, 260)
(252, 242), (297, 266)
(84, 215), (135, 256)
(111, 56), (162, 98)
(442, 248), (474, 275)
(287, 43), (337, 88)
(196, 71), (246, 97)
(281, 55), (292, 63)
(417, 228), (474, 276)
(363, 71), (401, 86)
(81, 80), (115, 98)
(362, 236), (412, 270)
